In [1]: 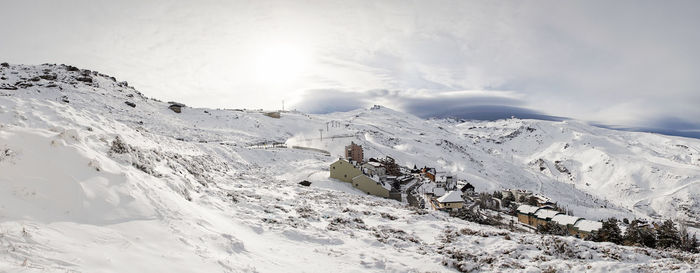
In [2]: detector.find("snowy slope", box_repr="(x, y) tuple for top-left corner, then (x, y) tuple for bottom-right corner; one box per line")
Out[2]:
(0, 63), (698, 272)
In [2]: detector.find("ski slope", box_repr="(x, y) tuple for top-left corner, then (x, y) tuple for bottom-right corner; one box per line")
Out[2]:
(0, 63), (698, 272)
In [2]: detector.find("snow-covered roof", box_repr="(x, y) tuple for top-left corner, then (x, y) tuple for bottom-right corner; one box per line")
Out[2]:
(365, 161), (383, 167)
(516, 205), (540, 214)
(533, 193), (551, 203)
(433, 187), (446, 196)
(551, 214), (582, 226)
(437, 191), (463, 203)
(380, 181), (392, 191)
(574, 220), (603, 232)
(535, 209), (561, 220)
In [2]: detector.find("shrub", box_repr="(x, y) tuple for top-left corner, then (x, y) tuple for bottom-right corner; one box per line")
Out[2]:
(537, 222), (569, 236)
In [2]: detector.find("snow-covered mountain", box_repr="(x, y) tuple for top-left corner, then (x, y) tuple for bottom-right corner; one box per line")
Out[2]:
(1, 63), (698, 272)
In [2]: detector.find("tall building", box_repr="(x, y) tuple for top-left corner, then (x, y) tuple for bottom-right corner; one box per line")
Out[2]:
(344, 142), (364, 162)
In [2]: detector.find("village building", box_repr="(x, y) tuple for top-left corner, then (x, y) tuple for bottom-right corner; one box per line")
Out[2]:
(351, 174), (391, 198)
(330, 159), (363, 183)
(502, 189), (533, 201)
(516, 205), (542, 226)
(551, 214), (584, 235)
(532, 193), (555, 206)
(434, 191), (464, 211)
(435, 174), (455, 189)
(573, 220), (603, 237)
(344, 142), (364, 162)
(362, 161), (386, 176)
(395, 175), (415, 185)
(460, 183), (475, 194)
(421, 167), (437, 181)
(533, 209), (563, 227)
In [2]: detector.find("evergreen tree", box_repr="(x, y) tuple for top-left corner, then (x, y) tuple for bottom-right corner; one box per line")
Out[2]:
(527, 196), (538, 206)
(623, 219), (656, 248)
(678, 223), (699, 253)
(493, 191), (503, 199)
(655, 219), (680, 249)
(595, 218), (623, 244)
(502, 195), (514, 208)
(689, 234), (699, 253)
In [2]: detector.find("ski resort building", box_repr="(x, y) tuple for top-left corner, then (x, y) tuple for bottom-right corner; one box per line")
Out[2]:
(435, 174), (454, 189)
(330, 159), (363, 183)
(434, 191), (464, 211)
(551, 214), (584, 235)
(516, 205), (542, 226)
(517, 205), (601, 236)
(503, 189), (533, 201)
(460, 183), (475, 194)
(572, 220), (603, 237)
(344, 142), (363, 162)
(352, 174), (391, 198)
(421, 167), (436, 181)
(329, 158), (396, 201)
(362, 161), (386, 176)
(533, 209), (562, 227)
(330, 143), (458, 204)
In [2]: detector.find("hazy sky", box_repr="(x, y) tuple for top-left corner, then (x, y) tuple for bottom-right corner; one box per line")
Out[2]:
(1, 0), (699, 135)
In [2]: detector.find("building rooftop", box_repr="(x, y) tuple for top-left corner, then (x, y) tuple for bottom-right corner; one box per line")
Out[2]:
(551, 214), (583, 226)
(433, 187), (446, 197)
(437, 191), (463, 203)
(365, 161), (383, 167)
(574, 220), (603, 232)
(535, 209), (561, 220)
(516, 205), (540, 214)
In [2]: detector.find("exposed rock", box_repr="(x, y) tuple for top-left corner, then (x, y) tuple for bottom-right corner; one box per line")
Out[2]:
(264, 111), (281, 118)
(39, 74), (57, 80)
(15, 82), (33, 88)
(0, 83), (17, 90)
(125, 101), (136, 108)
(169, 104), (182, 113)
(64, 65), (80, 72)
(298, 180), (312, 187)
(0, 62), (8, 68)
(75, 76), (93, 83)
(169, 102), (185, 113)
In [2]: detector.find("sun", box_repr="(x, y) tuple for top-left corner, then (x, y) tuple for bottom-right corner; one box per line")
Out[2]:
(253, 43), (310, 87)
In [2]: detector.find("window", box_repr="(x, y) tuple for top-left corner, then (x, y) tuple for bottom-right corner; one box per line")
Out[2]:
(332, 166), (335, 169)
(344, 174), (347, 178)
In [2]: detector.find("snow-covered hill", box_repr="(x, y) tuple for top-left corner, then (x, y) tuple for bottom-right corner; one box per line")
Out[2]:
(1, 63), (698, 272)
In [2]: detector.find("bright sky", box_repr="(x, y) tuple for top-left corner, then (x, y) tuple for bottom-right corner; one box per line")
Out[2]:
(1, 0), (699, 135)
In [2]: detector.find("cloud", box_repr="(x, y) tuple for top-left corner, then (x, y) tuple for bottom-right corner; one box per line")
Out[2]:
(1, 0), (699, 137)
(295, 88), (700, 138)
(294, 89), (563, 121)
(292, 89), (369, 114)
